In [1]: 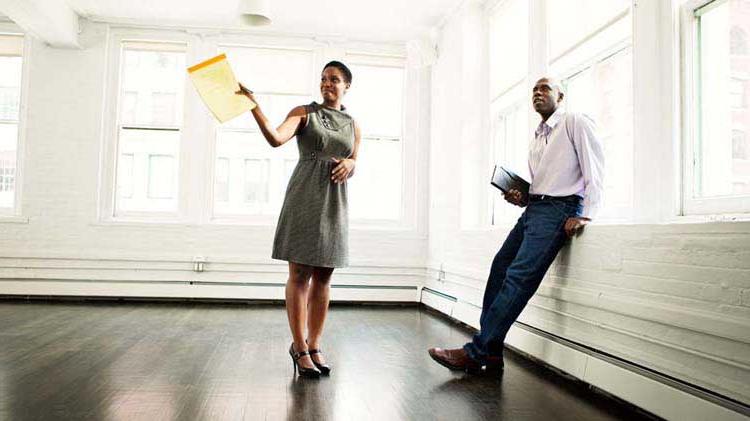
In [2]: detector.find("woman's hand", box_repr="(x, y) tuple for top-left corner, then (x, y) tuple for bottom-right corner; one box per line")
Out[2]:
(331, 158), (355, 184)
(235, 82), (257, 105)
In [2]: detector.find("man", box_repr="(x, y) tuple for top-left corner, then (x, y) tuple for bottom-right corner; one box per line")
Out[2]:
(428, 77), (604, 374)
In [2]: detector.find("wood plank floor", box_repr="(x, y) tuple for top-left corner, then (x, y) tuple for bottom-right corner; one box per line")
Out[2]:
(0, 301), (656, 421)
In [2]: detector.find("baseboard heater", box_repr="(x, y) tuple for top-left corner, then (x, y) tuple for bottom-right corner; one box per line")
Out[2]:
(420, 287), (749, 418)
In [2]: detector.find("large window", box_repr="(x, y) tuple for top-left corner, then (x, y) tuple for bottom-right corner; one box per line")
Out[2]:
(488, 0), (529, 225)
(551, 0), (633, 220)
(0, 34), (24, 214)
(102, 31), (409, 226)
(345, 55), (405, 221)
(212, 46), (312, 218)
(114, 42), (185, 215)
(684, 0), (750, 214)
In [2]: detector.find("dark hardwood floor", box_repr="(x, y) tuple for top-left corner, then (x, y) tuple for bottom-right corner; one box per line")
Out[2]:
(0, 301), (656, 420)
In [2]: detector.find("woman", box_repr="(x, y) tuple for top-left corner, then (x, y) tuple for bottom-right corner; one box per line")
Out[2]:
(236, 61), (360, 378)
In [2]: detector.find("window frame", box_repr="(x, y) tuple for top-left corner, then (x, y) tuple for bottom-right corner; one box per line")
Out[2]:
(0, 26), (29, 221)
(100, 28), (415, 229)
(207, 41), (315, 225)
(343, 52), (413, 229)
(99, 30), (192, 223)
(681, 0), (750, 216)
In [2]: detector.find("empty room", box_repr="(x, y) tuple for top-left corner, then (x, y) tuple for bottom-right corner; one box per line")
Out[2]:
(0, 0), (748, 419)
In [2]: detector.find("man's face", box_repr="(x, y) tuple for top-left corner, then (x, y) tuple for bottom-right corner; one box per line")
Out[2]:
(532, 79), (563, 115)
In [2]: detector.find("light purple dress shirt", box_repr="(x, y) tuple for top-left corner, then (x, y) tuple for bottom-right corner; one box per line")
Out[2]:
(528, 108), (605, 219)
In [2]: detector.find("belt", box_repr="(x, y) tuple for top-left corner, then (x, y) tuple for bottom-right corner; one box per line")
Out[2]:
(299, 151), (339, 162)
(528, 194), (582, 203)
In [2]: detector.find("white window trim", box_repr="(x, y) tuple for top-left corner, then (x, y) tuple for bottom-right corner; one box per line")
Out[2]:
(344, 52), (416, 230)
(99, 26), (418, 230)
(206, 40), (315, 225)
(0, 25), (30, 221)
(489, 96), (527, 228)
(99, 28), (194, 224)
(680, 0), (750, 216)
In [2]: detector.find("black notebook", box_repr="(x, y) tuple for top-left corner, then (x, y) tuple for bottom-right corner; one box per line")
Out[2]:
(491, 165), (530, 204)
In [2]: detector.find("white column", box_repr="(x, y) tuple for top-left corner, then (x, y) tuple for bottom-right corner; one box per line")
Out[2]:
(632, 0), (680, 222)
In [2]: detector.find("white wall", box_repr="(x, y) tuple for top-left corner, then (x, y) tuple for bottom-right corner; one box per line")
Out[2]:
(0, 2), (749, 419)
(0, 21), (430, 302)
(423, 0), (750, 418)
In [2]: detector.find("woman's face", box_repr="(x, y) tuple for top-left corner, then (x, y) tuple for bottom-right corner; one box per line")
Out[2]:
(320, 66), (349, 103)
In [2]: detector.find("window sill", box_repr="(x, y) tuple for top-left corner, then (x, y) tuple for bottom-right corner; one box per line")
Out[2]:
(0, 215), (29, 224)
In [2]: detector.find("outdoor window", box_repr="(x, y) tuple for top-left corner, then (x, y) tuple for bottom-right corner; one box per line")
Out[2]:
(345, 56), (405, 221)
(213, 46), (312, 217)
(488, 0), (529, 225)
(114, 42), (185, 214)
(0, 34), (24, 213)
(685, 0), (750, 212)
(551, 0), (633, 220)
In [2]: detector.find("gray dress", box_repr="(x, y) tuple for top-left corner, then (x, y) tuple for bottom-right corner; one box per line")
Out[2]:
(272, 102), (354, 268)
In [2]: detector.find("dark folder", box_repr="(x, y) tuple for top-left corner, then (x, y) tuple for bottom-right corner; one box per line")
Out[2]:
(491, 165), (530, 204)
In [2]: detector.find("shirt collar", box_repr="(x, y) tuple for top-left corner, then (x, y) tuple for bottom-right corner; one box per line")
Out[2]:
(535, 107), (566, 136)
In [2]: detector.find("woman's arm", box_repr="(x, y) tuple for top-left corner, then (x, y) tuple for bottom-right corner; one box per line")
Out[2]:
(331, 120), (361, 184)
(236, 83), (306, 148)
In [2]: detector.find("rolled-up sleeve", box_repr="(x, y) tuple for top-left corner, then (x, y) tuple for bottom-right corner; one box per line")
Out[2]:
(572, 114), (605, 219)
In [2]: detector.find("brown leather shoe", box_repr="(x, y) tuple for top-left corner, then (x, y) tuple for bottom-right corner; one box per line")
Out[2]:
(428, 347), (483, 373)
(428, 347), (505, 375)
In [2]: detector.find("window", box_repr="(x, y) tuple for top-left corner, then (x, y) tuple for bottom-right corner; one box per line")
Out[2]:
(488, 0), (530, 226)
(345, 56), (405, 221)
(212, 46), (312, 218)
(551, 1), (633, 220)
(490, 98), (528, 225)
(0, 34), (24, 213)
(685, 0), (750, 212)
(114, 42), (185, 215)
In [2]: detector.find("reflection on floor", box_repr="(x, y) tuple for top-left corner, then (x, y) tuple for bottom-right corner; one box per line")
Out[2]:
(0, 301), (656, 420)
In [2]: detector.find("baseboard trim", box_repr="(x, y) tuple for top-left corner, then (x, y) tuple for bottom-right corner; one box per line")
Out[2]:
(420, 290), (750, 421)
(0, 279), (420, 302)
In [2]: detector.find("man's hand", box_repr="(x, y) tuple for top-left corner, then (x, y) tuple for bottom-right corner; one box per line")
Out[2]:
(503, 189), (526, 207)
(564, 217), (590, 238)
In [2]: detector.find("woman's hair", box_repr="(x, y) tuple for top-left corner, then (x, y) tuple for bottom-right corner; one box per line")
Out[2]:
(323, 60), (352, 85)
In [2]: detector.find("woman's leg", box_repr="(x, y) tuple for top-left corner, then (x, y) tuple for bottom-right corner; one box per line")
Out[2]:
(307, 266), (334, 364)
(286, 262), (315, 369)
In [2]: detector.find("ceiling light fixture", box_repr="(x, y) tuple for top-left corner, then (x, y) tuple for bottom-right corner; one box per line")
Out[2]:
(238, 0), (272, 26)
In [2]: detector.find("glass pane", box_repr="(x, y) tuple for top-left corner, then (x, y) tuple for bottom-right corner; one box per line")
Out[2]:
(489, 0), (528, 96)
(222, 46), (313, 95)
(491, 103), (528, 225)
(0, 123), (18, 208)
(244, 159), (270, 204)
(548, 0), (630, 59)
(565, 47), (634, 213)
(117, 153), (134, 199)
(0, 56), (22, 121)
(346, 64), (404, 137)
(215, 158), (230, 202)
(221, 94), (310, 131)
(695, 0), (750, 197)
(120, 46), (185, 127)
(348, 137), (402, 220)
(115, 128), (180, 213)
(148, 155), (175, 199)
(213, 130), (297, 216)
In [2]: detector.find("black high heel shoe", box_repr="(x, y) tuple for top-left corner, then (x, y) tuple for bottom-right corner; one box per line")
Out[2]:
(289, 344), (321, 378)
(308, 348), (331, 375)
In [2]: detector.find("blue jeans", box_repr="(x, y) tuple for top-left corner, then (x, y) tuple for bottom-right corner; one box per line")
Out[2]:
(464, 197), (583, 364)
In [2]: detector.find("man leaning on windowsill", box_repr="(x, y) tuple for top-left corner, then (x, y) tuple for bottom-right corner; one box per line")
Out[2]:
(428, 77), (605, 374)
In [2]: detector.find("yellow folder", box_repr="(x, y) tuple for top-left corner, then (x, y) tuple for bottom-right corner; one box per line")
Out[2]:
(187, 54), (255, 123)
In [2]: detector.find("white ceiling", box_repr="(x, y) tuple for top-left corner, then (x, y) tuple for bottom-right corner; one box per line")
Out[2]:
(66, 0), (464, 43)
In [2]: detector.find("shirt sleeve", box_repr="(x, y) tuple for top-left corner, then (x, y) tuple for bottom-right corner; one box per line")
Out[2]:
(571, 113), (605, 219)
